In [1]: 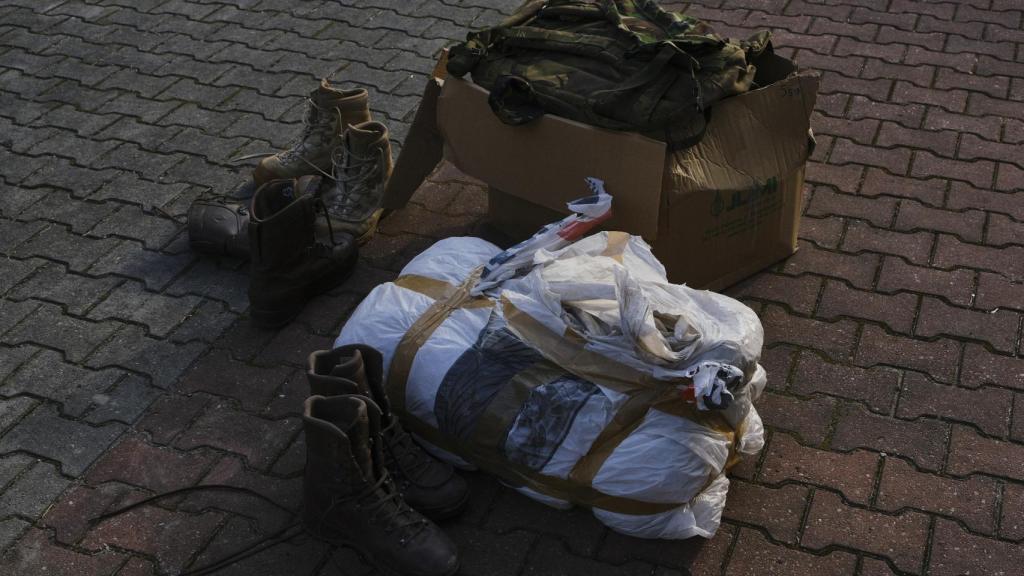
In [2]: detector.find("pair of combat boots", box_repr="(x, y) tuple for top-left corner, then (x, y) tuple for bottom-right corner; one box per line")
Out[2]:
(253, 79), (393, 243)
(303, 344), (467, 576)
(187, 80), (394, 327)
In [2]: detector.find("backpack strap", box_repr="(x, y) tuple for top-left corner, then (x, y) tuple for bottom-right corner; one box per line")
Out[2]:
(494, 26), (625, 66)
(590, 42), (683, 97)
(488, 75), (545, 125)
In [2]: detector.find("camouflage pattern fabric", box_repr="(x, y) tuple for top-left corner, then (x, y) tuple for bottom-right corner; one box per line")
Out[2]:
(447, 0), (771, 149)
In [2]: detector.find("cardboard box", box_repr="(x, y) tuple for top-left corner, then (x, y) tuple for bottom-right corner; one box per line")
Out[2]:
(384, 51), (819, 290)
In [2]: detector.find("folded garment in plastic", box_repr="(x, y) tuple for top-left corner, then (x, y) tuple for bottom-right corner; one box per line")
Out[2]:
(337, 211), (765, 539)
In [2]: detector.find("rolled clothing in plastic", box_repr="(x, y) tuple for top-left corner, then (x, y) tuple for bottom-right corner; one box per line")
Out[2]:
(336, 233), (766, 539)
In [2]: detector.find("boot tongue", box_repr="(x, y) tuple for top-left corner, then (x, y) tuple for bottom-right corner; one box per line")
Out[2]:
(312, 78), (342, 103)
(328, 349), (371, 395)
(343, 402), (375, 480)
(344, 122), (384, 159)
(307, 79), (344, 127)
(328, 349), (394, 419)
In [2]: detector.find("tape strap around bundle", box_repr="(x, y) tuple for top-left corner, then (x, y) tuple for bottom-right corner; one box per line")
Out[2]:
(393, 274), (460, 301)
(388, 268), (491, 417)
(386, 268), (736, 515)
(501, 295), (657, 394)
(471, 361), (566, 452)
(653, 394), (737, 498)
(384, 270), (683, 515)
(502, 285), (739, 493)
(567, 385), (735, 490)
(399, 405), (683, 516)
(567, 387), (660, 487)
(501, 294), (736, 433)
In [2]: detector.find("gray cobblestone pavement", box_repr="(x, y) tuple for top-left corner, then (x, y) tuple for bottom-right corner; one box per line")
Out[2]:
(4, 0), (1024, 575)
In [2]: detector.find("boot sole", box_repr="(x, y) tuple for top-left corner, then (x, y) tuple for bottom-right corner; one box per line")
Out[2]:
(355, 227), (376, 245)
(250, 249), (359, 329)
(316, 533), (460, 576)
(353, 209), (384, 245)
(253, 160), (331, 188)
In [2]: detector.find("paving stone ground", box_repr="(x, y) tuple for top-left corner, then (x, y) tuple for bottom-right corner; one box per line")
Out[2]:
(1, 0), (1023, 574)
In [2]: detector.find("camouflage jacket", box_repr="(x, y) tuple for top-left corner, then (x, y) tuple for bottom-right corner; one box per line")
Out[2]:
(447, 0), (771, 149)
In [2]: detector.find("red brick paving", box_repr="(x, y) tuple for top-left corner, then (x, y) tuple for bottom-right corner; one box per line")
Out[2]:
(1, 0), (1023, 575)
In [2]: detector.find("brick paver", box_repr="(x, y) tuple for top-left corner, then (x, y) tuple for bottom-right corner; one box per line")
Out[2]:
(1, 0), (1023, 574)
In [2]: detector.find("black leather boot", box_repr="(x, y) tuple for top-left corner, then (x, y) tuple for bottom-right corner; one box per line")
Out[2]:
(187, 198), (250, 258)
(303, 395), (460, 576)
(248, 176), (358, 328)
(307, 345), (469, 520)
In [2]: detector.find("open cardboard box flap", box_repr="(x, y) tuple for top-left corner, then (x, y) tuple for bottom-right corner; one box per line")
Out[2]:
(437, 77), (666, 240)
(669, 70), (818, 194)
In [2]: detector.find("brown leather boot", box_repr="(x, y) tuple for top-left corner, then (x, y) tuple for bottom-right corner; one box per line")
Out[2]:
(303, 395), (459, 576)
(319, 121), (393, 244)
(307, 345), (469, 520)
(253, 79), (371, 185)
(248, 177), (358, 328)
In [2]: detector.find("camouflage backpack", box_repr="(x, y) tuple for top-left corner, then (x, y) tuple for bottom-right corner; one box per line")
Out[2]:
(447, 0), (771, 149)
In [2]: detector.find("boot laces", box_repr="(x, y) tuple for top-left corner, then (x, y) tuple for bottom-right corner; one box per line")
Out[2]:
(336, 472), (429, 543)
(278, 98), (337, 164)
(384, 421), (438, 487)
(324, 144), (380, 221)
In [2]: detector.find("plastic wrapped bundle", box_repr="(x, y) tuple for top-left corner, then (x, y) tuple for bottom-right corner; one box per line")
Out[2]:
(337, 229), (765, 539)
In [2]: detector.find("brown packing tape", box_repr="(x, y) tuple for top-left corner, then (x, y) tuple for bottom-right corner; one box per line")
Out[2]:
(653, 394), (737, 498)
(471, 362), (566, 451)
(393, 273), (494, 311)
(500, 287), (738, 492)
(652, 394), (736, 435)
(569, 386), (738, 498)
(568, 387), (659, 486)
(393, 274), (459, 301)
(388, 269), (491, 417)
(385, 268), (740, 516)
(397, 401), (685, 516)
(723, 416), (746, 472)
(599, 230), (630, 262)
(385, 271), (688, 515)
(502, 294), (737, 433)
(469, 345), (734, 511)
(501, 295), (657, 394)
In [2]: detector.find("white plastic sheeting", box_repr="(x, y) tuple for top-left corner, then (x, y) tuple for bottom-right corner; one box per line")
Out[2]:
(337, 235), (765, 539)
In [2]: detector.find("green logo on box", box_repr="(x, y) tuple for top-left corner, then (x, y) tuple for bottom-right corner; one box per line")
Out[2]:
(711, 177), (779, 217)
(711, 191), (725, 217)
